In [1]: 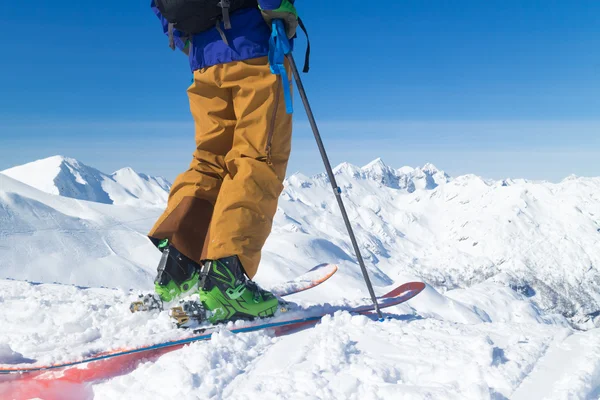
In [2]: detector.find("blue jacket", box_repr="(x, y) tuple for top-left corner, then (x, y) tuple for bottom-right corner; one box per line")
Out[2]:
(151, 1), (287, 72)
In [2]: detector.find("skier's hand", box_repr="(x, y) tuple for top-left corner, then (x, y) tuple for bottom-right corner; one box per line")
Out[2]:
(260, 0), (298, 39)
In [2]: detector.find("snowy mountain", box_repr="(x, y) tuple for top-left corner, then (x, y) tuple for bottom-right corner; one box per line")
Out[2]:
(1, 156), (170, 207)
(1, 157), (600, 399)
(282, 159), (600, 326)
(0, 173), (161, 288)
(322, 158), (450, 192)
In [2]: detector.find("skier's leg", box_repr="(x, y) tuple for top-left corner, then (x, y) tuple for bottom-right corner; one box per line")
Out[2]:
(149, 65), (235, 264)
(148, 65), (236, 303)
(206, 56), (292, 279)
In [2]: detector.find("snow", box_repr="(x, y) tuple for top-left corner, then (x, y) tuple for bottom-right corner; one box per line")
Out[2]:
(0, 344), (34, 365)
(1, 155), (64, 196)
(0, 156), (599, 399)
(110, 166), (171, 206)
(0, 277), (585, 399)
(512, 328), (600, 400)
(1, 155), (170, 206)
(278, 160), (600, 326)
(0, 172), (162, 289)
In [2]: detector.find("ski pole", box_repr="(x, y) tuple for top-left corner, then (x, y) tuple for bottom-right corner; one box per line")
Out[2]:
(285, 53), (384, 321)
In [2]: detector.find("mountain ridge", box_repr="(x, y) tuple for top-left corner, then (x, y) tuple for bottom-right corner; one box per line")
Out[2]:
(1, 155), (171, 207)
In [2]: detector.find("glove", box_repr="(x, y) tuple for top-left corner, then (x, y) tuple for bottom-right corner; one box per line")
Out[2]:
(260, 0), (298, 39)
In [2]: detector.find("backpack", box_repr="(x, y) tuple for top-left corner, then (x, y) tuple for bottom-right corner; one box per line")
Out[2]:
(156, 0), (258, 48)
(156, 0), (311, 73)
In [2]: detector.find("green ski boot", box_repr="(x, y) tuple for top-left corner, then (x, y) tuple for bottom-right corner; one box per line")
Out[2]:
(198, 256), (283, 324)
(130, 239), (201, 312)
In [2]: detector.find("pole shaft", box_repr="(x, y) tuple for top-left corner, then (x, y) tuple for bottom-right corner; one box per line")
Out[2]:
(286, 54), (383, 319)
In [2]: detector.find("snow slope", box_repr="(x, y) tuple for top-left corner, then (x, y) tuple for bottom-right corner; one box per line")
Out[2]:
(512, 327), (600, 400)
(0, 275), (590, 400)
(1, 156), (170, 206)
(0, 157), (599, 399)
(0, 173), (161, 288)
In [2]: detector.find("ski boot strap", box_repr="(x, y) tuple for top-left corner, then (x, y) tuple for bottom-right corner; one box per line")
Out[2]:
(199, 260), (212, 290)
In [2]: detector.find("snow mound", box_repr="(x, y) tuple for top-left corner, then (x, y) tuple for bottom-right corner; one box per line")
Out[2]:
(0, 173), (160, 289)
(1, 156), (170, 206)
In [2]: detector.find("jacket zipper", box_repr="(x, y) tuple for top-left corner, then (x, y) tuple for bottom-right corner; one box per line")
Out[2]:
(265, 75), (282, 166)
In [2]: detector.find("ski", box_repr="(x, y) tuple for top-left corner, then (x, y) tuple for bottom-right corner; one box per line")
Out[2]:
(0, 281), (425, 375)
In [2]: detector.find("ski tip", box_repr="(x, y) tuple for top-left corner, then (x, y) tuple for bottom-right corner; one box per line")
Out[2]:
(382, 282), (426, 299)
(310, 263), (339, 273)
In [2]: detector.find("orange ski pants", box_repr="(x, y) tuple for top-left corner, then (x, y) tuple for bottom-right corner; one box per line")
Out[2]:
(149, 56), (292, 278)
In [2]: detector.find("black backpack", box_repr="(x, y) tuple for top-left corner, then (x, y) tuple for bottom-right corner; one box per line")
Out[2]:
(156, 0), (258, 48)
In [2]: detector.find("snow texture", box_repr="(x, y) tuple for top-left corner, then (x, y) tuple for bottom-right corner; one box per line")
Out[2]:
(0, 156), (599, 399)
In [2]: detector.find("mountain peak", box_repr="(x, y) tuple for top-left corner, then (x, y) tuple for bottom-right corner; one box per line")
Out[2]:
(421, 163), (440, 173)
(562, 174), (579, 182)
(333, 162), (362, 177)
(397, 166), (415, 175)
(40, 155), (87, 170)
(112, 167), (137, 176)
(1, 155), (86, 196)
(362, 158), (388, 171)
(5, 155), (76, 170)
(45, 154), (69, 163)
(307, 160), (453, 191)
(3, 156), (171, 206)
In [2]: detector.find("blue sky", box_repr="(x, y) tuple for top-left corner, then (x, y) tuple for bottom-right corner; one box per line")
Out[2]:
(1, 1), (599, 181)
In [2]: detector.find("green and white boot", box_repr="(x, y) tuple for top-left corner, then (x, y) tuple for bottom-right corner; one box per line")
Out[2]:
(130, 239), (201, 312)
(197, 256), (283, 325)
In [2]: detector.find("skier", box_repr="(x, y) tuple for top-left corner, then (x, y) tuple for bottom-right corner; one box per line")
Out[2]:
(147, 0), (298, 323)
